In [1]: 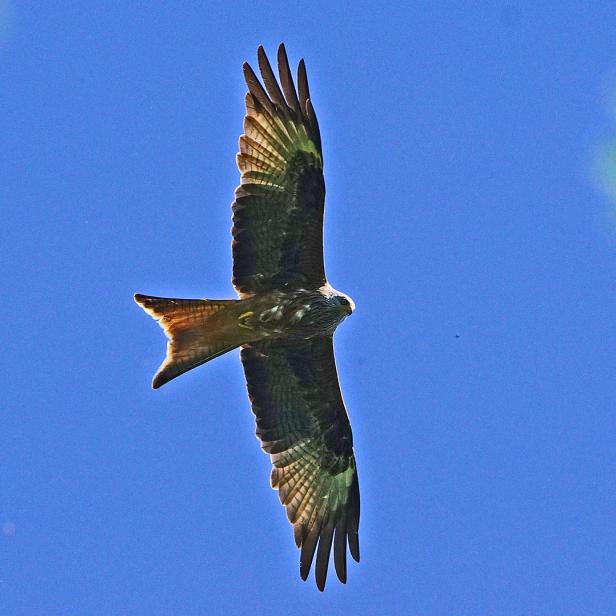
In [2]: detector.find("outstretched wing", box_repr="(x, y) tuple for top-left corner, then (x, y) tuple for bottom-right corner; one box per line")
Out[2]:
(232, 44), (326, 297)
(241, 336), (360, 591)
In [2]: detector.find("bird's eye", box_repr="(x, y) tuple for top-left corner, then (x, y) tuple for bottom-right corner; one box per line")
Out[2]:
(339, 297), (349, 305)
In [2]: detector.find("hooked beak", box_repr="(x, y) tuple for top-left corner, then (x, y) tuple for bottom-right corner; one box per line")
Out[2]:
(338, 303), (353, 316)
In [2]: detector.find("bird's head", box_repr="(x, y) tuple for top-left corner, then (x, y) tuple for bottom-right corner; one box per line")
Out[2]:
(335, 293), (355, 316)
(319, 284), (355, 318)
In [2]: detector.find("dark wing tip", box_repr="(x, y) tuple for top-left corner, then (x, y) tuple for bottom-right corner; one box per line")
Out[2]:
(333, 520), (348, 583)
(297, 58), (310, 113)
(243, 59), (275, 115)
(299, 525), (321, 583)
(256, 45), (268, 70)
(305, 98), (321, 146)
(315, 522), (334, 591)
(348, 513), (360, 562)
(349, 533), (360, 562)
(276, 43), (301, 115)
(348, 476), (361, 562)
(257, 44), (289, 113)
(242, 61), (257, 87)
(242, 61), (260, 91)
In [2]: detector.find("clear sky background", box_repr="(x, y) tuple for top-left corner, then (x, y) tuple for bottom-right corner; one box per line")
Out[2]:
(2, 3), (615, 615)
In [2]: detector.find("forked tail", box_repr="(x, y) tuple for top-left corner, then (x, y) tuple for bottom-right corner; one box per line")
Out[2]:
(134, 294), (246, 389)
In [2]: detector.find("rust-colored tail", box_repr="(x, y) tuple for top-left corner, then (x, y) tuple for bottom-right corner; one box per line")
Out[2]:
(134, 294), (247, 389)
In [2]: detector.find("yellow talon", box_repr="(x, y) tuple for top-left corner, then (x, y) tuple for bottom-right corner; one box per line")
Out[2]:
(238, 311), (255, 329)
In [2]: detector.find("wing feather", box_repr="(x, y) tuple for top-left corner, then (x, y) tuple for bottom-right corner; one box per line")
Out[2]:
(243, 62), (277, 117)
(240, 336), (360, 591)
(297, 59), (310, 114)
(232, 45), (326, 296)
(315, 514), (335, 591)
(333, 516), (348, 582)
(257, 45), (291, 118)
(277, 44), (302, 115)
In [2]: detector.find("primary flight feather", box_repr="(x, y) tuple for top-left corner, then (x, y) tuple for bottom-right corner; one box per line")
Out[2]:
(134, 44), (360, 591)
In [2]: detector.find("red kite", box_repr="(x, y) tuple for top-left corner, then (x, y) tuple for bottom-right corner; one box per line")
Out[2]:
(135, 45), (359, 590)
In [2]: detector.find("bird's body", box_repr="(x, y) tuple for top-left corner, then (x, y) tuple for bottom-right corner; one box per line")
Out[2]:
(237, 284), (354, 338)
(135, 44), (360, 591)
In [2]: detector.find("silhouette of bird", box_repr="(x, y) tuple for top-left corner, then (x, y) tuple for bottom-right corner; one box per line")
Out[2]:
(135, 44), (360, 591)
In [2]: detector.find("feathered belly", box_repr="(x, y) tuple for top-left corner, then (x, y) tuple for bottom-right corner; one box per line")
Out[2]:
(237, 290), (342, 339)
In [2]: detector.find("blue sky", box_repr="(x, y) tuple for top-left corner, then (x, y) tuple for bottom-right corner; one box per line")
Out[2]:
(2, 2), (616, 615)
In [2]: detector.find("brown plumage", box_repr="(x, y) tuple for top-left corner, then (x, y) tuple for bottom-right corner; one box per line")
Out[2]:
(135, 44), (359, 591)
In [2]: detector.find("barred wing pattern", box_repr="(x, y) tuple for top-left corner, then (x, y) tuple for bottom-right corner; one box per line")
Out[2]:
(232, 44), (326, 297)
(241, 336), (360, 590)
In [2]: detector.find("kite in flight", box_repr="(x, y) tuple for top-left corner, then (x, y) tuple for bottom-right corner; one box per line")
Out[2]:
(134, 44), (360, 591)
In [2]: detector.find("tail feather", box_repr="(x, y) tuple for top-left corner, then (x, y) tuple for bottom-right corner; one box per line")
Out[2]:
(134, 293), (245, 388)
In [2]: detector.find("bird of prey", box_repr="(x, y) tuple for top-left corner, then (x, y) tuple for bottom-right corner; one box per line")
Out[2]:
(134, 44), (359, 591)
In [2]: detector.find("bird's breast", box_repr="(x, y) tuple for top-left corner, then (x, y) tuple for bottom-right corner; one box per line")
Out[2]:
(238, 290), (342, 339)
